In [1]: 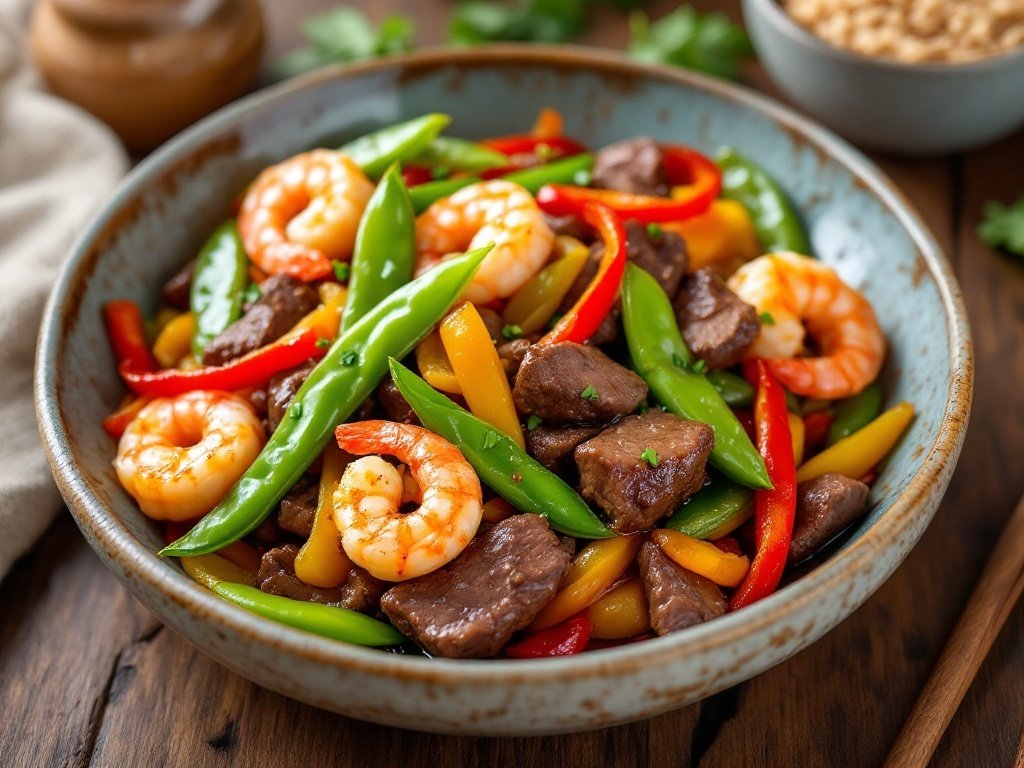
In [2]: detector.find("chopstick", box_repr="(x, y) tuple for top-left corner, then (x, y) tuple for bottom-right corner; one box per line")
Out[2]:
(885, 492), (1024, 768)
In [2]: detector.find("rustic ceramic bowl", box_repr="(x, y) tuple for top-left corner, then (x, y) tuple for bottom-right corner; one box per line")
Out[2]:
(35, 46), (972, 735)
(743, 0), (1024, 154)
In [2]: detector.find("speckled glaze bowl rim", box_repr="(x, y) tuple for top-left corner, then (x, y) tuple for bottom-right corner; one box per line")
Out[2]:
(747, 0), (1024, 74)
(36, 45), (972, 687)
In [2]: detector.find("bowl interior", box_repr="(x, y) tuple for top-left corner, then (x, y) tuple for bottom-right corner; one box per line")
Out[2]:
(40, 48), (967, 680)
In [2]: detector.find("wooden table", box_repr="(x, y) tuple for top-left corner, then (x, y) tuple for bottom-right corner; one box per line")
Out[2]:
(4, 1), (1023, 765)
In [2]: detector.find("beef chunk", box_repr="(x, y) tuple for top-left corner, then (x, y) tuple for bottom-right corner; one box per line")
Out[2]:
(624, 219), (688, 297)
(512, 342), (647, 425)
(276, 475), (319, 539)
(202, 274), (318, 365)
(575, 411), (713, 533)
(477, 306), (504, 344)
(638, 540), (726, 635)
(380, 515), (570, 658)
(544, 213), (590, 242)
(161, 259), (195, 310)
(252, 518), (285, 547)
(674, 269), (760, 370)
(592, 137), (667, 196)
(377, 377), (419, 425)
(266, 360), (317, 432)
(257, 545), (385, 612)
(497, 338), (531, 378)
(526, 425), (602, 470)
(789, 474), (870, 563)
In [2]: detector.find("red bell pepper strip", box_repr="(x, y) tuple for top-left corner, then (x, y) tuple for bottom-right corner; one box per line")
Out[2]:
(104, 300), (157, 372)
(730, 360), (797, 611)
(802, 410), (833, 451)
(505, 615), (592, 658)
(535, 144), (721, 225)
(480, 135), (586, 158)
(539, 202), (626, 345)
(119, 329), (326, 397)
(102, 396), (152, 438)
(401, 165), (433, 187)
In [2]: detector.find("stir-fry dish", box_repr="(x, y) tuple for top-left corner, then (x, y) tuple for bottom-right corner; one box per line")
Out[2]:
(103, 110), (915, 658)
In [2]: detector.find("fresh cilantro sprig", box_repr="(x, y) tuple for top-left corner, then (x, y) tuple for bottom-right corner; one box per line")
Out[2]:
(628, 6), (753, 81)
(274, 8), (415, 80)
(979, 198), (1024, 258)
(450, 0), (588, 45)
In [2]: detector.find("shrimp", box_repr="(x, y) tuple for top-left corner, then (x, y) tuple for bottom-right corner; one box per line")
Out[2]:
(332, 421), (483, 581)
(415, 179), (555, 304)
(113, 391), (265, 521)
(727, 252), (886, 399)
(237, 149), (374, 282)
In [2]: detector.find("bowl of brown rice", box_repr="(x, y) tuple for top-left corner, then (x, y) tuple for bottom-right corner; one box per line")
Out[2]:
(743, 0), (1024, 153)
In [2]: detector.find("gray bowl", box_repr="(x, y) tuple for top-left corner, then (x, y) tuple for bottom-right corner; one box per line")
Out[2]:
(743, 0), (1024, 154)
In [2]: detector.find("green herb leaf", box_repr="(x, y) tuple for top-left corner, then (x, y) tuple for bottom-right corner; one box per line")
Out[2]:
(628, 6), (753, 81)
(979, 198), (1024, 257)
(315, 337), (331, 349)
(341, 349), (359, 366)
(526, 413), (543, 430)
(243, 283), (262, 305)
(640, 446), (659, 466)
(449, 0), (587, 45)
(332, 260), (351, 282)
(671, 352), (689, 369)
(580, 384), (599, 401)
(273, 8), (415, 80)
(501, 323), (523, 340)
(483, 430), (500, 449)
(646, 222), (663, 239)
(759, 311), (775, 325)
(692, 359), (707, 374)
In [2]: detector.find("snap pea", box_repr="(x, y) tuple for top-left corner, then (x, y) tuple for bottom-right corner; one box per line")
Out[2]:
(342, 164), (415, 332)
(412, 136), (508, 173)
(664, 478), (754, 540)
(212, 582), (403, 646)
(827, 383), (883, 446)
(389, 359), (612, 539)
(161, 246), (491, 558)
(340, 113), (451, 178)
(622, 263), (771, 490)
(707, 369), (754, 407)
(716, 147), (811, 255)
(189, 221), (248, 356)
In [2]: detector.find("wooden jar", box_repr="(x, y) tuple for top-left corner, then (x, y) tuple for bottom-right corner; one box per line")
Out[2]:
(30, 0), (264, 151)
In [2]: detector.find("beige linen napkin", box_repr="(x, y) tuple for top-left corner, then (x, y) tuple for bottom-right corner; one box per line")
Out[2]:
(0, 3), (127, 578)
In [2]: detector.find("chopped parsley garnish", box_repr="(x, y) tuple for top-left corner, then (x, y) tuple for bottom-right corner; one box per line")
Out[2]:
(691, 359), (707, 374)
(243, 283), (262, 305)
(580, 385), (599, 401)
(340, 349), (359, 366)
(759, 311), (775, 325)
(640, 447), (659, 466)
(646, 222), (663, 239)
(315, 337), (331, 348)
(332, 260), (350, 282)
(482, 431), (500, 449)
(672, 352), (689, 369)
(501, 323), (523, 340)
(526, 414), (543, 430)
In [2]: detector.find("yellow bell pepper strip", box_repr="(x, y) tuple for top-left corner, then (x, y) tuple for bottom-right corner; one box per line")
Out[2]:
(288, 283), (347, 341)
(530, 535), (642, 630)
(662, 199), (761, 274)
(788, 411), (806, 465)
(415, 330), (461, 394)
(796, 402), (915, 483)
(152, 312), (195, 368)
(440, 302), (525, 449)
(586, 578), (650, 640)
(295, 443), (353, 588)
(481, 497), (515, 524)
(502, 238), (589, 336)
(180, 553), (256, 590)
(652, 529), (750, 588)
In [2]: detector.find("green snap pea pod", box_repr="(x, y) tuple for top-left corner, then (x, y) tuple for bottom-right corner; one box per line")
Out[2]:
(827, 382), (883, 446)
(622, 263), (772, 490)
(706, 369), (754, 408)
(340, 113), (451, 178)
(409, 177), (478, 213)
(503, 152), (594, 193)
(212, 582), (403, 646)
(342, 165), (415, 332)
(716, 147), (811, 255)
(390, 359), (612, 539)
(161, 246), (491, 558)
(412, 136), (508, 173)
(189, 221), (248, 356)
(664, 478), (754, 540)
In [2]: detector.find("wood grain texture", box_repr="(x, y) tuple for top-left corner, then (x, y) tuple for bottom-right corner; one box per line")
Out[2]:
(4, 1), (1024, 766)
